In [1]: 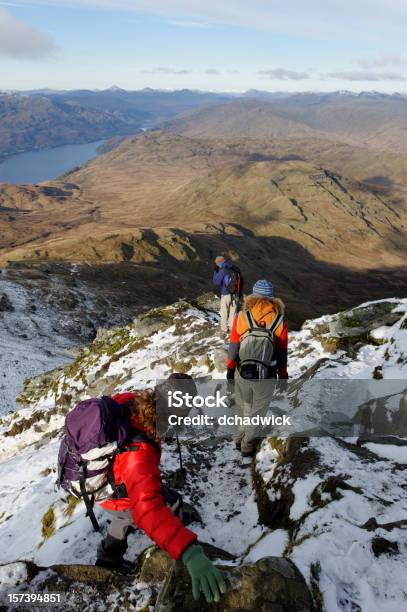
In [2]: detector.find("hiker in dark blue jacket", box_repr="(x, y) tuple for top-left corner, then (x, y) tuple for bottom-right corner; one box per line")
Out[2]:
(213, 256), (242, 334)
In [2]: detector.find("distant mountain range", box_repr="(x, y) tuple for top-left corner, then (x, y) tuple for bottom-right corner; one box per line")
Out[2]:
(0, 89), (231, 161)
(164, 92), (407, 154)
(0, 93), (143, 162)
(1, 88), (407, 162)
(40, 87), (232, 118)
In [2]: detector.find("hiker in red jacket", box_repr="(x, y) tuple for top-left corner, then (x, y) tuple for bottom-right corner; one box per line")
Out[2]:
(96, 380), (226, 603)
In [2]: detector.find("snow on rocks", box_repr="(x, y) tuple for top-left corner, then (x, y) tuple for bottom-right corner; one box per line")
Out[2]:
(290, 297), (407, 380)
(0, 296), (406, 611)
(255, 434), (407, 611)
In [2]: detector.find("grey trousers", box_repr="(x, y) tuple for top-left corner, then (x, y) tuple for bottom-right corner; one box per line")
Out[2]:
(234, 373), (274, 454)
(220, 294), (238, 333)
(97, 509), (135, 564)
(97, 486), (182, 564)
(104, 509), (134, 540)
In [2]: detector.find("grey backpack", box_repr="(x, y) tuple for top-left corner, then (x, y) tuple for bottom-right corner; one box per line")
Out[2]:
(238, 310), (284, 379)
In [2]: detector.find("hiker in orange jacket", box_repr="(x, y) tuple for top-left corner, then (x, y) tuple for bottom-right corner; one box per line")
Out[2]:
(226, 280), (288, 456)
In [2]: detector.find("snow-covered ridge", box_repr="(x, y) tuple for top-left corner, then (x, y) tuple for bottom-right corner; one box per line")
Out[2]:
(0, 295), (406, 611)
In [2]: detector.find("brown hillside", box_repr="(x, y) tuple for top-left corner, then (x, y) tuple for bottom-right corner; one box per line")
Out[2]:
(164, 95), (407, 156)
(0, 132), (405, 272)
(163, 99), (330, 141)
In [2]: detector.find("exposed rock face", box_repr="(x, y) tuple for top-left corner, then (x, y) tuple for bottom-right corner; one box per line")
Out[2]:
(155, 552), (314, 612)
(327, 300), (404, 339)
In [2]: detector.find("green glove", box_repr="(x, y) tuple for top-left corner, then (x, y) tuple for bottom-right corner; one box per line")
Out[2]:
(182, 544), (227, 603)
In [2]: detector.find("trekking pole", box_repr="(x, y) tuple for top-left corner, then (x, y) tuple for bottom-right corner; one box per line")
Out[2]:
(176, 431), (184, 474)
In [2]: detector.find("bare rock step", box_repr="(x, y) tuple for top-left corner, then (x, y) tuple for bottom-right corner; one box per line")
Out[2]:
(155, 550), (314, 612)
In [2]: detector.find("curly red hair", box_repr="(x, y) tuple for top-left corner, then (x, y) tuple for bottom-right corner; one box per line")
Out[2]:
(129, 389), (159, 441)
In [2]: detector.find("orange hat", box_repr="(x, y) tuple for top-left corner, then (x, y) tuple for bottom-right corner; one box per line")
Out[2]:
(215, 255), (225, 265)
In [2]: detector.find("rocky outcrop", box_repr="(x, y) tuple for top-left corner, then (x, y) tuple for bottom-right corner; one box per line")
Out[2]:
(311, 300), (404, 354)
(253, 437), (320, 530)
(155, 554), (314, 611)
(16, 297), (225, 407)
(0, 561), (155, 610)
(0, 546), (314, 612)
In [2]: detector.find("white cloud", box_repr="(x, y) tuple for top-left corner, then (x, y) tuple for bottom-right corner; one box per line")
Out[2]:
(141, 67), (192, 75)
(7, 1), (407, 40)
(169, 20), (207, 28)
(0, 8), (55, 59)
(356, 54), (407, 68)
(205, 68), (220, 75)
(326, 70), (406, 81)
(258, 68), (309, 80)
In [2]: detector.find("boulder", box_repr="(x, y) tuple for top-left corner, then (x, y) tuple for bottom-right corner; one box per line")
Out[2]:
(155, 554), (314, 612)
(137, 546), (174, 584)
(328, 300), (402, 338)
(192, 292), (220, 313)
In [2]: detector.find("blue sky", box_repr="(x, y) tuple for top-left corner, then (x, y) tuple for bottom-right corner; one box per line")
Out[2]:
(0, 1), (407, 92)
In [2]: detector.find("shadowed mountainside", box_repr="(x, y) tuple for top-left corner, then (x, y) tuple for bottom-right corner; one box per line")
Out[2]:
(3, 229), (407, 329)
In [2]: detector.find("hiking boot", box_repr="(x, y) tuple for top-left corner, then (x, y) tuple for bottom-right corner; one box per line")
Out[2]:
(95, 558), (136, 574)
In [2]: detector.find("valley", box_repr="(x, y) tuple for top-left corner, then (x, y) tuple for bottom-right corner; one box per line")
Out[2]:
(0, 127), (405, 329)
(1, 90), (406, 402)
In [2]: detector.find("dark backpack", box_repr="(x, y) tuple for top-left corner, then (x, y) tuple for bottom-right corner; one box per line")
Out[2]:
(226, 265), (242, 296)
(57, 396), (154, 531)
(238, 310), (284, 379)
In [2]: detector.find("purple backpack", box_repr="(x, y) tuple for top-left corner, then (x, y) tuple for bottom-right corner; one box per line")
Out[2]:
(57, 396), (149, 531)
